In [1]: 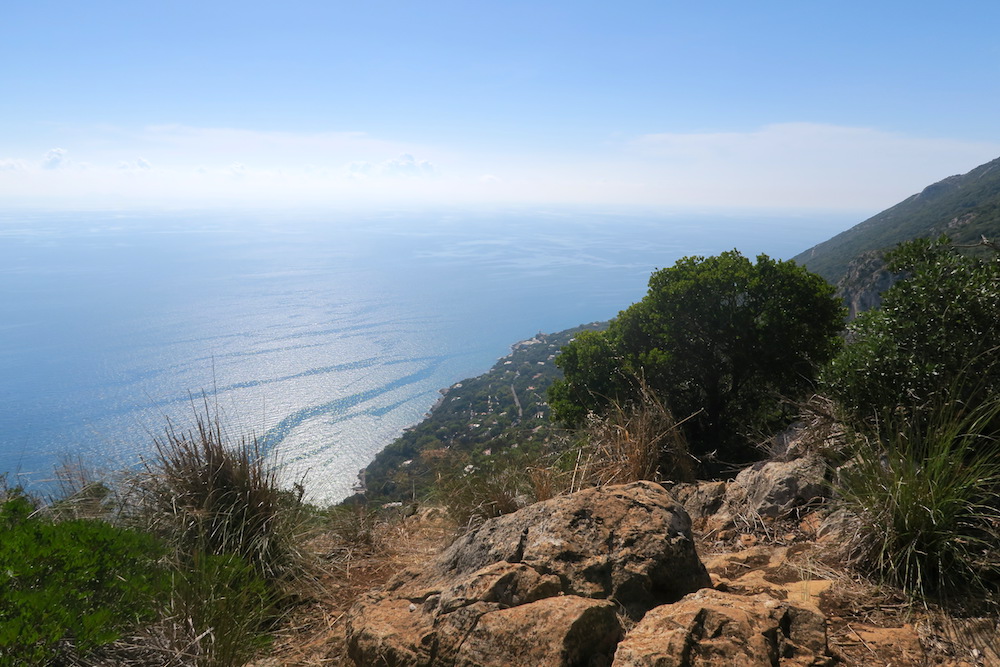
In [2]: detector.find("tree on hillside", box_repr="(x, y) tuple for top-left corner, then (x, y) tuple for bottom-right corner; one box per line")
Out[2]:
(549, 250), (844, 465)
(823, 236), (1000, 430)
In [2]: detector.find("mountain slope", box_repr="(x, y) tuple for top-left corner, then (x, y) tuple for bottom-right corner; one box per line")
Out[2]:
(794, 156), (1000, 284)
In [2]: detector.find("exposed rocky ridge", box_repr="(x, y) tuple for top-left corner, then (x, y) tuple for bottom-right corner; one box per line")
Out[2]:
(834, 250), (900, 319)
(336, 418), (999, 666)
(346, 482), (717, 665)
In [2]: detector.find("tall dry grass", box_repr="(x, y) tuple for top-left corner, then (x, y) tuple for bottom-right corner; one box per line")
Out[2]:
(571, 385), (696, 490)
(135, 399), (308, 583)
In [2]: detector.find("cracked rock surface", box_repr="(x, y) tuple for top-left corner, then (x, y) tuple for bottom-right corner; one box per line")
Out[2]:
(345, 481), (711, 666)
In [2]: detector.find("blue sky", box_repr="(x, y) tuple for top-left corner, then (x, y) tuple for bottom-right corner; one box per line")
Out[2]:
(3, 1), (1000, 211)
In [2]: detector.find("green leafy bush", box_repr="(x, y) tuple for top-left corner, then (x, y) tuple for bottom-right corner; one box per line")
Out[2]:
(824, 236), (1000, 432)
(550, 251), (844, 465)
(0, 494), (165, 664)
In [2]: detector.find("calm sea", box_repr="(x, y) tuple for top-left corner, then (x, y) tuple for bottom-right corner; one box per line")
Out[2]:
(0, 207), (854, 502)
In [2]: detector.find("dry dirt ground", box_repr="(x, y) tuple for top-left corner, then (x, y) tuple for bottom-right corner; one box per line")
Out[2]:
(251, 509), (998, 667)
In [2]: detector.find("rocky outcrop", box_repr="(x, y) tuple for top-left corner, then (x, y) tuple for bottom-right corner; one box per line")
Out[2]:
(836, 250), (901, 319)
(612, 588), (833, 667)
(346, 481), (711, 666)
(454, 596), (620, 667)
(673, 454), (829, 535)
(721, 454), (829, 524)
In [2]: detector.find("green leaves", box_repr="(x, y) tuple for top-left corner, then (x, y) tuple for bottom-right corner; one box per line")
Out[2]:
(0, 495), (166, 664)
(824, 236), (1000, 430)
(551, 250), (844, 465)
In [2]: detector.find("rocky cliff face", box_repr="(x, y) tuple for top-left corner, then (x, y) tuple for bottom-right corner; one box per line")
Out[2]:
(835, 250), (900, 319)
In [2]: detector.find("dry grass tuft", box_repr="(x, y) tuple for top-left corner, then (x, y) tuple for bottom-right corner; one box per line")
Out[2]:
(572, 384), (695, 489)
(135, 398), (309, 584)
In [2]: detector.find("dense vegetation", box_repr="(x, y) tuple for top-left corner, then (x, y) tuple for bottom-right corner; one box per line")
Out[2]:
(0, 493), (166, 664)
(548, 251), (844, 468)
(0, 404), (313, 666)
(824, 236), (1000, 432)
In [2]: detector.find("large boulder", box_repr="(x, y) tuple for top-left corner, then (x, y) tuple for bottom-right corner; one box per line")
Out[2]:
(611, 588), (833, 667)
(346, 481), (711, 666)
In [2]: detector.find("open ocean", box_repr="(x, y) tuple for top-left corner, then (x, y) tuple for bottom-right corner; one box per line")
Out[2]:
(0, 207), (854, 502)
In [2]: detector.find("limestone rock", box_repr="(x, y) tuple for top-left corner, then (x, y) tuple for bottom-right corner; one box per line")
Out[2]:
(671, 481), (727, 531)
(454, 596), (620, 667)
(435, 480), (710, 618)
(611, 588), (834, 667)
(722, 454), (828, 525)
(346, 481), (711, 666)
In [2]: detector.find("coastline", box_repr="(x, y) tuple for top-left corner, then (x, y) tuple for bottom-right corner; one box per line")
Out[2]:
(352, 322), (608, 503)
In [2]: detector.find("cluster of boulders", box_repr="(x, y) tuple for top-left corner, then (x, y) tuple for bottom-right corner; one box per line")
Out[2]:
(345, 471), (836, 666)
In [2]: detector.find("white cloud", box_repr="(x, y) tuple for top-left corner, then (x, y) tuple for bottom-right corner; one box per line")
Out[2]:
(2, 122), (998, 211)
(0, 158), (27, 171)
(345, 154), (436, 179)
(41, 148), (67, 170)
(379, 153), (435, 177)
(119, 157), (152, 171)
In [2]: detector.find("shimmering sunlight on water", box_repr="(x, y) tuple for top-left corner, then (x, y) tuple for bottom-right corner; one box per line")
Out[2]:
(0, 207), (854, 502)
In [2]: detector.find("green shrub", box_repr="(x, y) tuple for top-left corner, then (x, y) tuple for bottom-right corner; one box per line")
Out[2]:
(0, 494), (166, 664)
(837, 398), (1000, 602)
(824, 236), (1000, 433)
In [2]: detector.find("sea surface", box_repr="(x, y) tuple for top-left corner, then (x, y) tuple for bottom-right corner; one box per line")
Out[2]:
(0, 207), (855, 502)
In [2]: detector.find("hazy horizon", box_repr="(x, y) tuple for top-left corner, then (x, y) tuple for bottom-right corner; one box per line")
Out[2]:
(3, 2), (1000, 213)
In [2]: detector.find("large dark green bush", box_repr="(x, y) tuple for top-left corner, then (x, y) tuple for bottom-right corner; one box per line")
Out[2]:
(823, 236), (1000, 431)
(550, 251), (844, 465)
(0, 493), (165, 664)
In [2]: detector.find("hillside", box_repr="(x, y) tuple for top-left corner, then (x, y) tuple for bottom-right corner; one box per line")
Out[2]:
(793, 156), (1000, 284)
(364, 159), (1000, 498)
(359, 322), (606, 502)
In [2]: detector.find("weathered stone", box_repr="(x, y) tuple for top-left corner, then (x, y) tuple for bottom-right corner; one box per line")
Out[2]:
(722, 454), (828, 524)
(436, 561), (562, 614)
(434, 480), (711, 619)
(345, 481), (711, 665)
(671, 480), (727, 527)
(611, 588), (833, 667)
(454, 596), (620, 667)
(345, 594), (437, 667)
